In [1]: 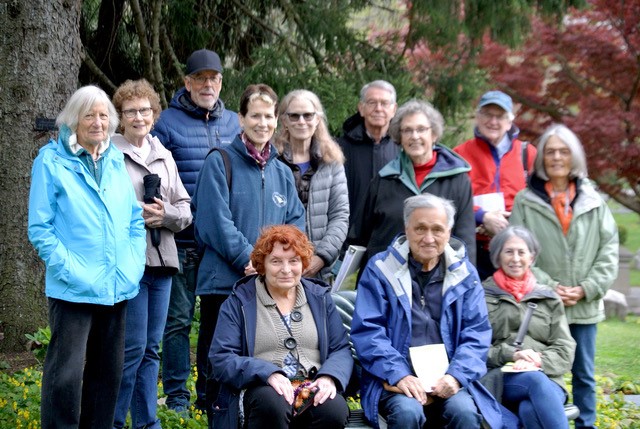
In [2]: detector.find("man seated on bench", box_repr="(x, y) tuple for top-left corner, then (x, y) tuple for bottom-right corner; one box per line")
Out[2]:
(351, 194), (503, 429)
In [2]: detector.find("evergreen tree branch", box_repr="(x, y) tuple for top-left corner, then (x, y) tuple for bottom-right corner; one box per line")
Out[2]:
(81, 48), (117, 92)
(129, 0), (153, 82)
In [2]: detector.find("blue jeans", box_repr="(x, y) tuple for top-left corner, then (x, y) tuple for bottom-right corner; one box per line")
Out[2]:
(162, 247), (199, 410)
(114, 272), (172, 428)
(503, 371), (568, 429)
(379, 387), (482, 429)
(570, 323), (597, 429)
(41, 298), (127, 429)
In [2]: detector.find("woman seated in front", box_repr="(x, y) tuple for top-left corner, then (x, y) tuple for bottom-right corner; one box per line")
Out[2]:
(483, 226), (576, 429)
(209, 224), (353, 429)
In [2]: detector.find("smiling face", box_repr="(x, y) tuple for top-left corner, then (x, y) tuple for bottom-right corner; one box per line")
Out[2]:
(499, 236), (534, 280)
(399, 112), (434, 165)
(405, 207), (451, 271)
(476, 104), (512, 146)
(76, 102), (110, 149)
(543, 135), (573, 182)
(283, 97), (319, 146)
(239, 98), (278, 151)
(264, 242), (303, 294)
(120, 97), (154, 145)
(357, 86), (397, 134)
(185, 71), (222, 110)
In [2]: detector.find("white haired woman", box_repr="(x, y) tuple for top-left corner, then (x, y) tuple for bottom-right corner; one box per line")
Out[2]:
(275, 89), (349, 279)
(28, 85), (147, 428)
(511, 124), (619, 429)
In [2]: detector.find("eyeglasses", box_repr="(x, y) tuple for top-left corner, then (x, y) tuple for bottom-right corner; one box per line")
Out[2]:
(286, 112), (316, 122)
(190, 74), (223, 85)
(400, 126), (431, 136)
(478, 110), (510, 122)
(364, 100), (394, 109)
(121, 107), (153, 119)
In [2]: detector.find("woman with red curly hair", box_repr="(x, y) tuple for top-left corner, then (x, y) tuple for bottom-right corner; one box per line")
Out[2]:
(209, 225), (353, 429)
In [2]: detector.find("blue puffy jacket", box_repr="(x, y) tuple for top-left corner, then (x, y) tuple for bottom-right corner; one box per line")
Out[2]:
(192, 136), (306, 295)
(351, 235), (502, 428)
(152, 88), (240, 246)
(28, 135), (146, 305)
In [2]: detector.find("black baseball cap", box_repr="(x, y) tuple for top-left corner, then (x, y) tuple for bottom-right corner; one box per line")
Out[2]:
(186, 49), (223, 75)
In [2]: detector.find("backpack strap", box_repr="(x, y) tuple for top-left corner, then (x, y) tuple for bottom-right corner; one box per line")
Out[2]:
(521, 140), (529, 182)
(206, 147), (232, 191)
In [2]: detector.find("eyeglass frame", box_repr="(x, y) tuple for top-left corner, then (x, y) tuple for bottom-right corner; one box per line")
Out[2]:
(285, 112), (317, 122)
(121, 107), (154, 119)
(477, 109), (511, 122)
(363, 99), (394, 109)
(400, 126), (431, 136)
(189, 73), (223, 85)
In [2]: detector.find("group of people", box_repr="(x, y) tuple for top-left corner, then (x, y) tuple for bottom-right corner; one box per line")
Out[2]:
(26, 47), (618, 429)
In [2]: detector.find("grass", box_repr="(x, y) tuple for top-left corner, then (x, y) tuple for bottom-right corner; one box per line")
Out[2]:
(596, 316), (640, 382)
(611, 205), (640, 287)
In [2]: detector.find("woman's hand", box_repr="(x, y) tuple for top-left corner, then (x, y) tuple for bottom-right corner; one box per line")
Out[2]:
(513, 349), (542, 369)
(267, 373), (295, 405)
(142, 197), (165, 228)
(302, 255), (325, 277)
(556, 285), (585, 306)
(308, 375), (336, 406)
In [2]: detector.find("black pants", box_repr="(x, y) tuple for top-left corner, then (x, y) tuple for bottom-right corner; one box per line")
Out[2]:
(41, 298), (127, 429)
(243, 384), (349, 429)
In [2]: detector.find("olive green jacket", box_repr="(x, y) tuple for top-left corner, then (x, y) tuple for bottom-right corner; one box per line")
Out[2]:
(483, 278), (576, 389)
(510, 177), (619, 324)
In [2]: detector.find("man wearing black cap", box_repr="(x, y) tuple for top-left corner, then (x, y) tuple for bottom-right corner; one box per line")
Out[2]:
(152, 48), (240, 414)
(454, 90), (536, 280)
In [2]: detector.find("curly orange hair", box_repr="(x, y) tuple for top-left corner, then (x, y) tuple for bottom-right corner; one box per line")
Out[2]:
(250, 225), (314, 275)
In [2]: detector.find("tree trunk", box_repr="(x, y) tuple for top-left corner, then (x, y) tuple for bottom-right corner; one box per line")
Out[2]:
(0, 0), (83, 352)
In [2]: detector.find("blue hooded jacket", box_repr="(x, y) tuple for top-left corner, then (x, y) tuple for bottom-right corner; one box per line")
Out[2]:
(28, 130), (146, 305)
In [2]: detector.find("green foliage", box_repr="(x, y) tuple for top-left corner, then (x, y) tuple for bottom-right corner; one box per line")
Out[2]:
(24, 328), (50, 365)
(0, 368), (41, 428)
(596, 316), (640, 381)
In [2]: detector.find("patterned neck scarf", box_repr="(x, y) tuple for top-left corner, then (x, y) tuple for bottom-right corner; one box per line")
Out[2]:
(544, 181), (576, 236)
(242, 132), (271, 168)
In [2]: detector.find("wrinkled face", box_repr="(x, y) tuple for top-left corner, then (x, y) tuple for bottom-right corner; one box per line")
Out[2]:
(476, 104), (512, 146)
(120, 97), (154, 142)
(499, 236), (534, 280)
(239, 99), (277, 149)
(405, 207), (451, 270)
(283, 97), (319, 144)
(357, 87), (397, 132)
(399, 112), (434, 165)
(185, 71), (222, 110)
(543, 135), (573, 182)
(264, 242), (303, 292)
(76, 102), (110, 148)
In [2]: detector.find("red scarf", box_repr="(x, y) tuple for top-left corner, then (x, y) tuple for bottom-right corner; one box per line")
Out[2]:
(492, 268), (536, 302)
(413, 151), (438, 187)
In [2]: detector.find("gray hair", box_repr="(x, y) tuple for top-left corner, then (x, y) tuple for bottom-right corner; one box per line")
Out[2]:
(56, 85), (119, 135)
(488, 225), (540, 269)
(359, 80), (397, 104)
(403, 194), (456, 229)
(389, 99), (445, 143)
(534, 123), (588, 180)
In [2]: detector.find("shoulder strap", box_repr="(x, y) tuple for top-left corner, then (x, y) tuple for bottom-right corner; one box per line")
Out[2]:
(206, 147), (232, 190)
(521, 141), (529, 182)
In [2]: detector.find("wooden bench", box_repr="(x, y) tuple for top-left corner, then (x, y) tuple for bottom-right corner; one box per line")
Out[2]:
(331, 290), (580, 428)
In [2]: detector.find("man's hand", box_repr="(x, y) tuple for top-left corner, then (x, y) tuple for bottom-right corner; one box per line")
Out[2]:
(244, 260), (257, 276)
(431, 374), (460, 399)
(556, 285), (585, 307)
(396, 375), (429, 405)
(481, 210), (511, 237)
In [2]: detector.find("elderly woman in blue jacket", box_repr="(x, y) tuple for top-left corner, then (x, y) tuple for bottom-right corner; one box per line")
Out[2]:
(28, 85), (146, 428)
(210, 225), (352, 429)
(275, 89), (349, 279)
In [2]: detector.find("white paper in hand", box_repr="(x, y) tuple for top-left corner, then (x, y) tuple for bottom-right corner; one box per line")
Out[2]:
(409, 344), (449, 393)
(473, 192), (505, 212)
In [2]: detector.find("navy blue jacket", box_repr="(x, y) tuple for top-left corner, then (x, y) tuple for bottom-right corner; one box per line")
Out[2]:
(151, 88), (240, 246)
(192, 136), (305, 295)
(210, 275), (353, 429)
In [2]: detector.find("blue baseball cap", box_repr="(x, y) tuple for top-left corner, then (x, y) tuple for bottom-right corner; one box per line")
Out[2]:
(478, 91), (513, 114)
(186, 49), (223, 75)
